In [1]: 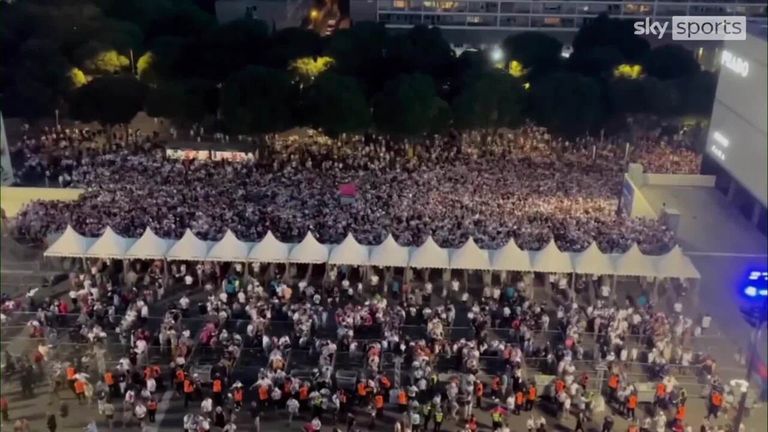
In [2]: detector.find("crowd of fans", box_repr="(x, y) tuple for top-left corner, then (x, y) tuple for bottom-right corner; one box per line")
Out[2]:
(9, 122), (702, 254)
(2, 252), (740, 432)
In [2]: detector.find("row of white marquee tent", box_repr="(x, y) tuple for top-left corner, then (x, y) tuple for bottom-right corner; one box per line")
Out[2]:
(43, 225), (701, 279)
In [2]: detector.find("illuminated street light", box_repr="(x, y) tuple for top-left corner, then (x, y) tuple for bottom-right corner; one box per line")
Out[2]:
(491, 46), (503, 63)
(310, 9), (319, 20)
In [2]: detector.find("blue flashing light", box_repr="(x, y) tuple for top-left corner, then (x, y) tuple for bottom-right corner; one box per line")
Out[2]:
(742, 270), (768, 300)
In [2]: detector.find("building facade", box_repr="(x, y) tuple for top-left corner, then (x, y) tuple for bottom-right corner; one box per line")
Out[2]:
(350, 0), (766, 31)
(701, 30), (767, 233)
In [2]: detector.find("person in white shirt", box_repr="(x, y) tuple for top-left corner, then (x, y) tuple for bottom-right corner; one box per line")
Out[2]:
(145, 376), (156, 394)
(184, 274), (193, 286)
(286, 397), (299, 425)
(201, 397), (213, 417)
(133, 402), (147, 425)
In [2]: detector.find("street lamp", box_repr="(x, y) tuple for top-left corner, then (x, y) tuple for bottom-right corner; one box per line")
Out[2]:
(490, 46), (503, 63)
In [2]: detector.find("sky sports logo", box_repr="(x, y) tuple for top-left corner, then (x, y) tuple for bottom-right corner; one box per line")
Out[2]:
(634, 16), (747, 40)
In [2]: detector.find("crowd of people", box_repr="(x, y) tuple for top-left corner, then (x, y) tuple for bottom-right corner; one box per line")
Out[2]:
(1, 248), (747, 432)
(9, 122), (702, 254)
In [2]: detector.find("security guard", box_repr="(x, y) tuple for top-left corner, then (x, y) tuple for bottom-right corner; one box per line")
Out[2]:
(433, 408), (444, 432)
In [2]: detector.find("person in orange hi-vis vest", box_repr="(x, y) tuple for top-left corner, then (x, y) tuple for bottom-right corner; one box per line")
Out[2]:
(258, 384), (270, 410)
(374, 393), (385, 417)
(626, 393), (638, 420)
(212, 376), (224, 406)
(555, 378), (565, 395)
(74, 379), (87, 404)
(357, 381), (368, 405)
(232, 381), (244, 411)
(397, 389), (408, 413)
(608, 374), (620, 401)
(175, 369), (186, 395)
(628, 423), (639, 432)
(707, 390), (723, 420)
(514, 390), (524, 415)
(526, 385), (537, 411)
(675, 403), (686, 421)
(299, 384), (310, 408)
(104, 371), (116, 397)
(66, 365), (77, 393)
(475, 381), (484, 410)
(492, 376), (502, 399)
(183, 378), (195, 408)
(654, 382), (667, 409)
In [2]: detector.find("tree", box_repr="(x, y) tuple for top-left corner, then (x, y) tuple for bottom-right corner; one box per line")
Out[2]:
(69, 75), (148, 127)
(608, 78), (648, 114)
(643, 44), (700, 80)
(74, 42), (131, 75)
(143, 4), (215, 42)
(301, 73), (371, 136)
(572, 13), (650, 63)
(501, 32), (562, 76)
(191, 19), (270, 81)
(1, 78), (57, 119)
(678, 71), (717, 115)
(15, 39), (72, 94)
(452, 70), (526, 132)
(383, 25), (455, 81)
(568, 45), (624, 78)
(263, 28), (323, 69)
(372, 73), (450, 136)
(138, 36), (186, 83)
(325, 22), (387, 81)
(530, 72), (604, 137)
(219, 66), (297, 134)
(144, 82), (186, 119)
(289, 56), (335, 86)
(446, 49), (492, 100)
(642, 77), (682, 117)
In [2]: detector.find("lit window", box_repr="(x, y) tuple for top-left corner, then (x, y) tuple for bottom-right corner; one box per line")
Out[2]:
(543, 17), (562, 25)
(467, 15), (481, 23)
(393, 0), (407, 8)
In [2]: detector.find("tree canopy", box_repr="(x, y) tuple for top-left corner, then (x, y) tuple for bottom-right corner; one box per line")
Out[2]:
(452, 70), (526, 131)
(373, 73), (450, 136)
(0, 0), (718, 138)
(219, 66), (297, 134)
(70, 75), (148, 126)
(301, 72), (371, 136)
(530, 72), (604, 137)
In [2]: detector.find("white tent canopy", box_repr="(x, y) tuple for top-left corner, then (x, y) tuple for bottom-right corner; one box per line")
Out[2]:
(531, 239), (573, 273)
(653, 246), (701, 279)
(44, 225), (97, 257)
(450, 237), (491, 270)
(329, 233), (370, 266)
(612, 244), (657, 277)
(571, 242), (616, 275)
(165, 229), (212, 261)
(289, 232), (330, 263)
(369, 234), (410, 267)
(84, 227), (137, 258)
(207, 229), (250, 261)
(124, 228), (175, 259)
(248, 231), (291, 262)
(409, 236), (450, 268)
(491, 238), (532, 271)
